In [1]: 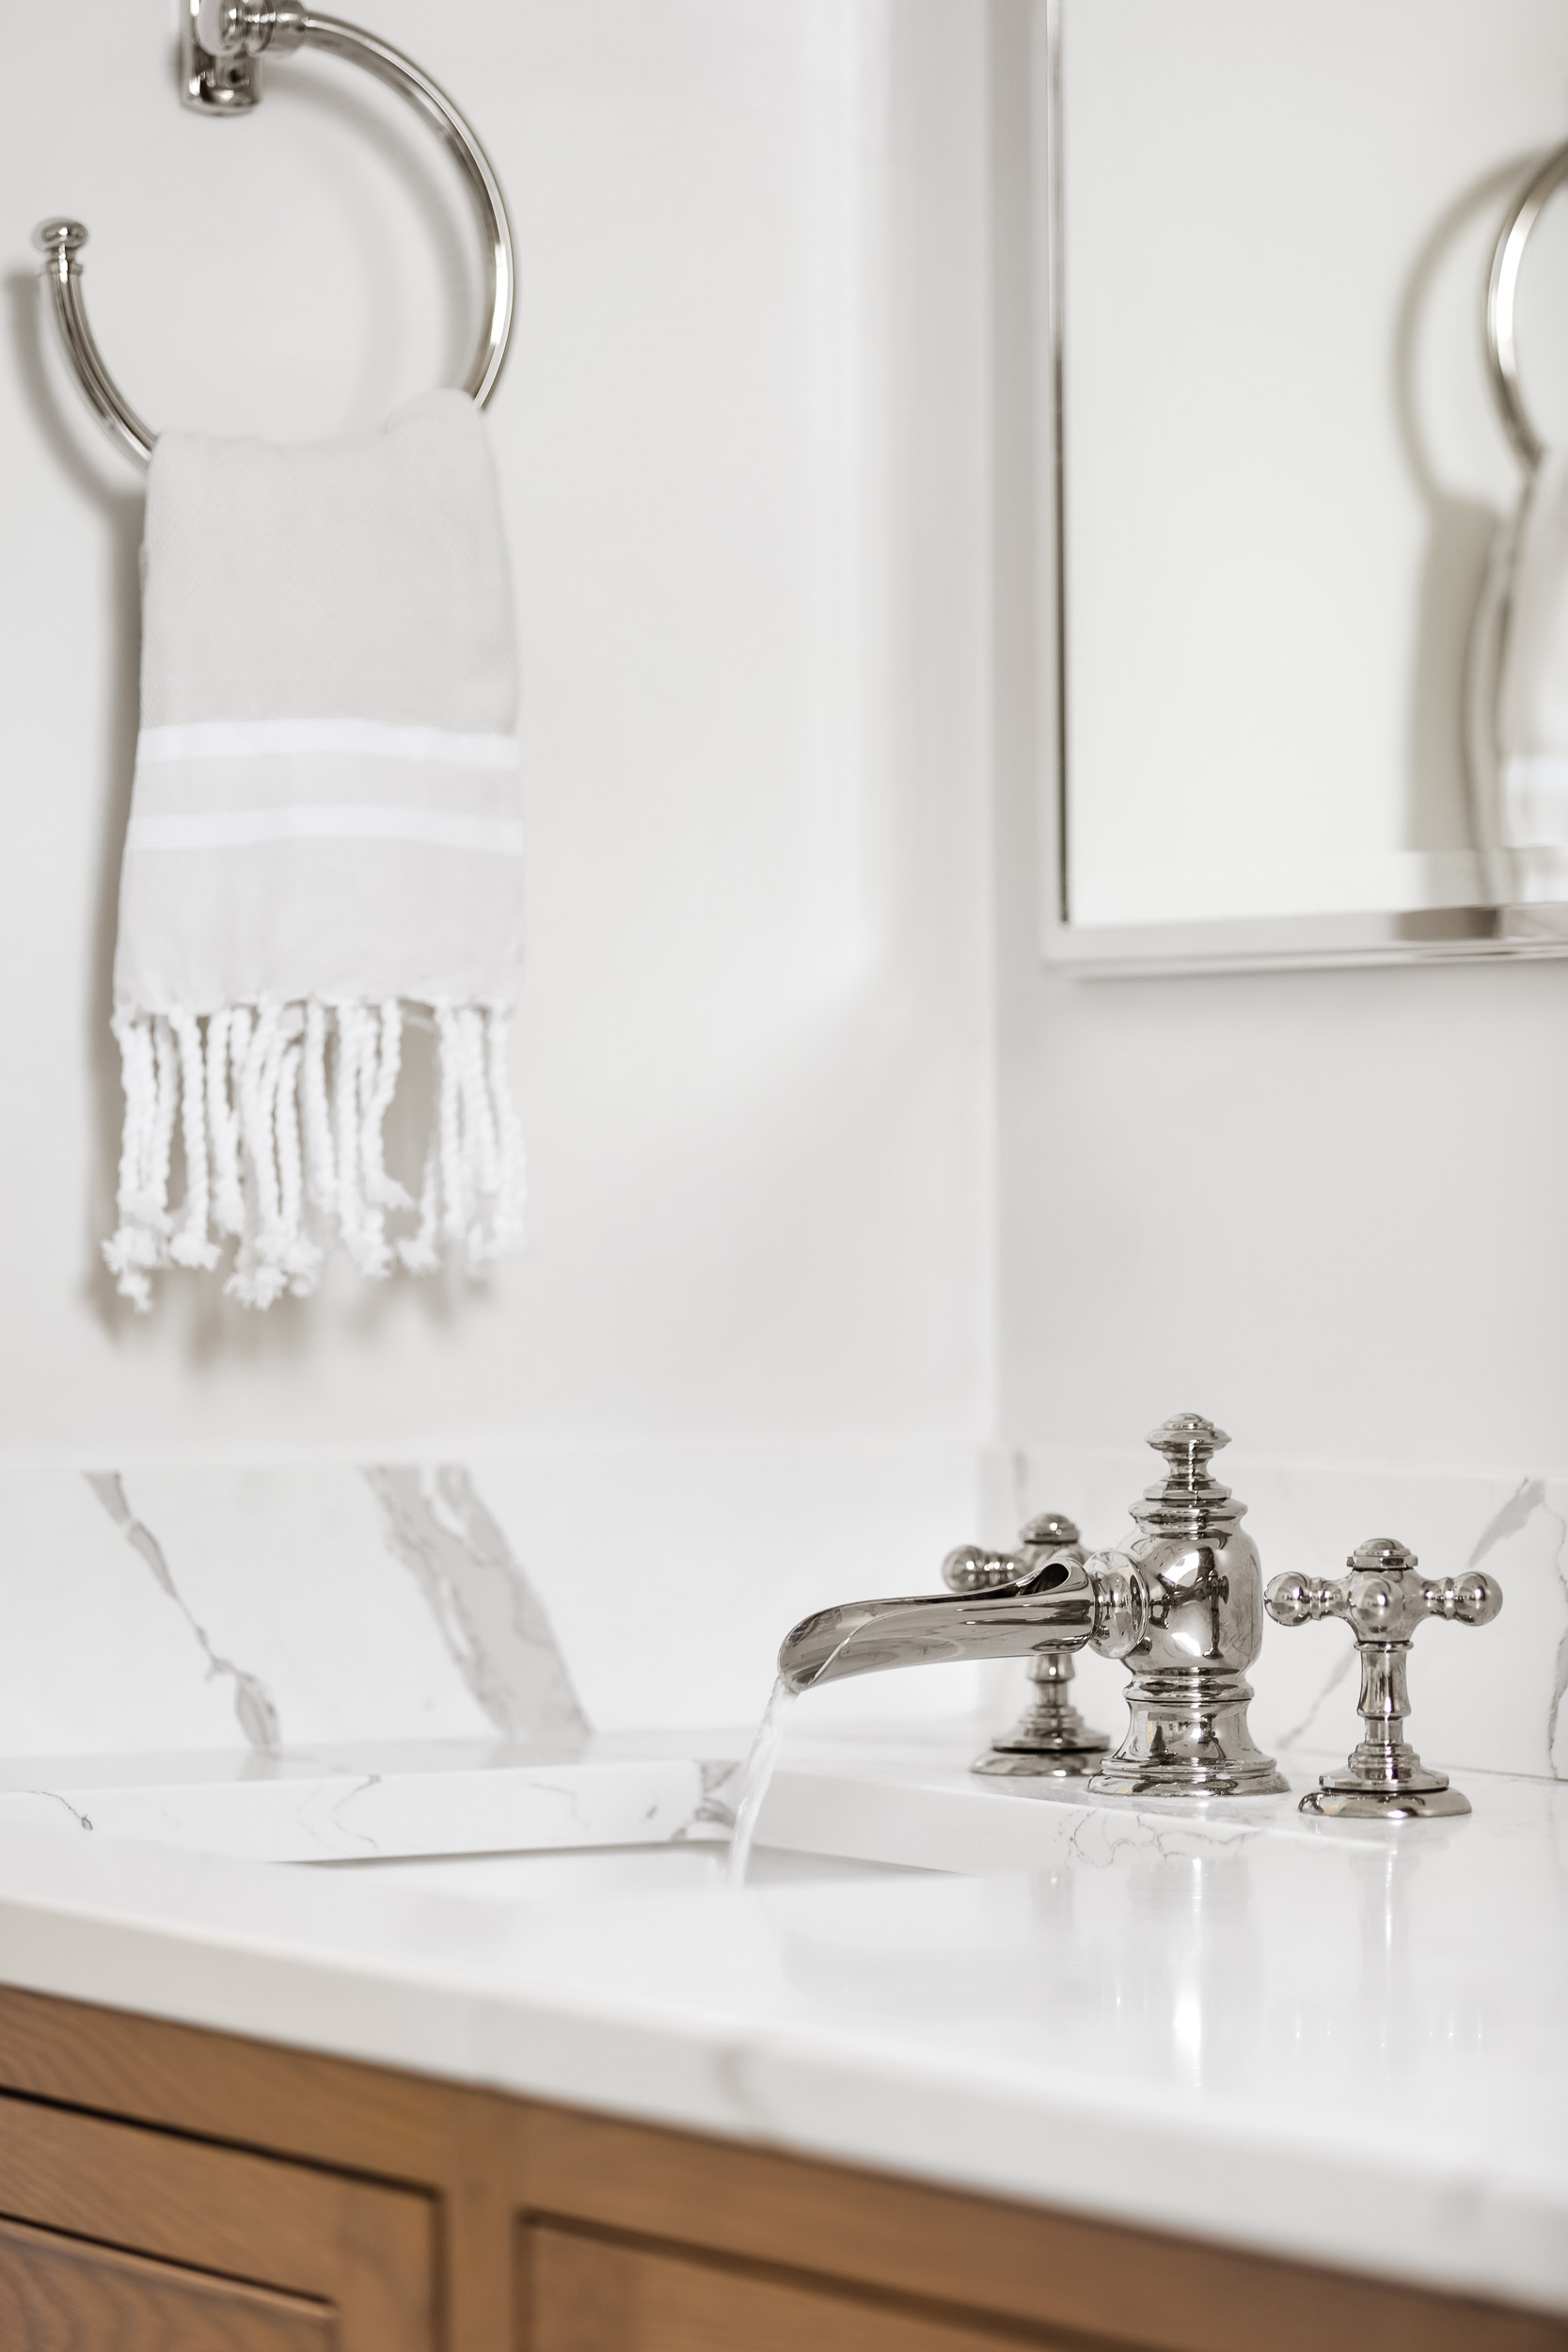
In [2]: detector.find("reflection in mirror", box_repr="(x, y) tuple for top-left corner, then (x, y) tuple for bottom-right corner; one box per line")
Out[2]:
(1047, 0), (1568, 970)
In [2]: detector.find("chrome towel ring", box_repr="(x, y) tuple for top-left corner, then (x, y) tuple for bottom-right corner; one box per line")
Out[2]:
(33, 0), (514, 467)
(1485, 138), (1568, 473)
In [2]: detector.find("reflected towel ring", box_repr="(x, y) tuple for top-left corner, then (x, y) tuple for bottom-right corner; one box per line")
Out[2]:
(32, 1), (514, 467)
(1485, 138), (1568, 473)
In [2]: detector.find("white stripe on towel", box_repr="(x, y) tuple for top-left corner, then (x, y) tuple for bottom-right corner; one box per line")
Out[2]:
(126, 806), (526, 854)
(137, 721), (520, 770)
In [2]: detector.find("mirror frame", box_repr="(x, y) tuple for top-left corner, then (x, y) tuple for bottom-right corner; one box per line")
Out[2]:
(1033, 0), (1568, 977)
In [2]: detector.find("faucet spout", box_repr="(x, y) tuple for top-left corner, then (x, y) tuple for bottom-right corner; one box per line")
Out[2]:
(778, 1555), (1098, 1695)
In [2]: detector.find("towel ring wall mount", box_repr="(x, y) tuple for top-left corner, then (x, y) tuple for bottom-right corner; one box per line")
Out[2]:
(1485, 137), (1568, 473)
(33, 0), (514, 467)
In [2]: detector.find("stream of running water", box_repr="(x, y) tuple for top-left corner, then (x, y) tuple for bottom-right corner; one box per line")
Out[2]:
(724, 1675), (796, 1890)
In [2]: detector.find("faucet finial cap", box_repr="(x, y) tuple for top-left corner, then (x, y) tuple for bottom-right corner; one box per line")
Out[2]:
(1134, 1411), (1242, 1533)
(1348, 1534), (1417, 1576)
(1147, 1411), (1229, 1465)
(1020, 1511), (1080, 1549)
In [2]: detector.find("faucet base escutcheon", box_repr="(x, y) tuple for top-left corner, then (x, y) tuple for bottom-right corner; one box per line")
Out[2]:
(1300, 1776), (1469, 1821)
(974, 1749), (1109, 1780)
(972, 1670), (1110, 1779)
(1086, 1675), (1287, 1798)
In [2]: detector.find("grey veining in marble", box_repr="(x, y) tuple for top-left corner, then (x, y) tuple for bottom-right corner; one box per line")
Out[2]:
(678, 1757), (742, 1837)
(85, 1472), (282, 1756)
(364, 1466), (588, 1743)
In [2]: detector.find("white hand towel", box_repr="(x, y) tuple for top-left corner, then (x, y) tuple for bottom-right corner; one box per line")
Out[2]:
(1468, 447), (1568, 917)
(104, 389), (526, 1311)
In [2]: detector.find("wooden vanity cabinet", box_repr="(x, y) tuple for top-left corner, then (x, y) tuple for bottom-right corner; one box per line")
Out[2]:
(0, 1984), (1560, 2352)
(0, 2081), (434, 2351)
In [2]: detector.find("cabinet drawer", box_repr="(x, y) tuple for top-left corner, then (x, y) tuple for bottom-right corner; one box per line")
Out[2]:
(525, 2221), (1076, 2352)
(0, 2213), (334, 2350)
(0, 2091), (435, 2351)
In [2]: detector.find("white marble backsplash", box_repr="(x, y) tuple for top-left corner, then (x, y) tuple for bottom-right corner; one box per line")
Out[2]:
(0, 1445), (983, 1764)
(0, 1439), (1560, 1788)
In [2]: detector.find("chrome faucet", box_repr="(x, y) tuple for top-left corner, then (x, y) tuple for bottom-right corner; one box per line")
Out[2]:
(777, 1413), (1286, 1799)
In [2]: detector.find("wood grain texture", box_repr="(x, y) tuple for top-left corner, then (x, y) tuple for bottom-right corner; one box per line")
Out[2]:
(0, 2090), (433, 2352)
(0, 1986), (1564, 2352)
(515, 2101), (1568, 2352)
(524, 2222), (1087, 2352)
(0, 2214), (337, 2352)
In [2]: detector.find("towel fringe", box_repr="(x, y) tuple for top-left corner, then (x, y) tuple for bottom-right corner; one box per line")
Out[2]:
(208, 1010), (245, 1235)
(301, 999), (336, 1213)
(103, 998), (525, 1311)
(362, 1001), (411, 1214)
(167, 1011), (218, 1270)
(148, 1017), (179, 1229)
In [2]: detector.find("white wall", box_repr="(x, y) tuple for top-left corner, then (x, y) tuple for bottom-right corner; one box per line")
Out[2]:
(1, 0), (1561, 1561)
(0, 0), (993, 1464)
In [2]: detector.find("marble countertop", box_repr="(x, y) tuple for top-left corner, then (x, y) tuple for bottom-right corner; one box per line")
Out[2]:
(0, 1724), (1564, 2322)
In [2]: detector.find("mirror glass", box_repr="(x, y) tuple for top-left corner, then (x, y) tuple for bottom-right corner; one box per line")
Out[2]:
(1051, 0), (1568, 969)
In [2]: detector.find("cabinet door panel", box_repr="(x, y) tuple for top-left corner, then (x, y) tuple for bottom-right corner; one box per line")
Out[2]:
(525, 2222), (1079, 2352)
(0, 2214), (336, 2351)
(0, 2092), (433, 2351)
